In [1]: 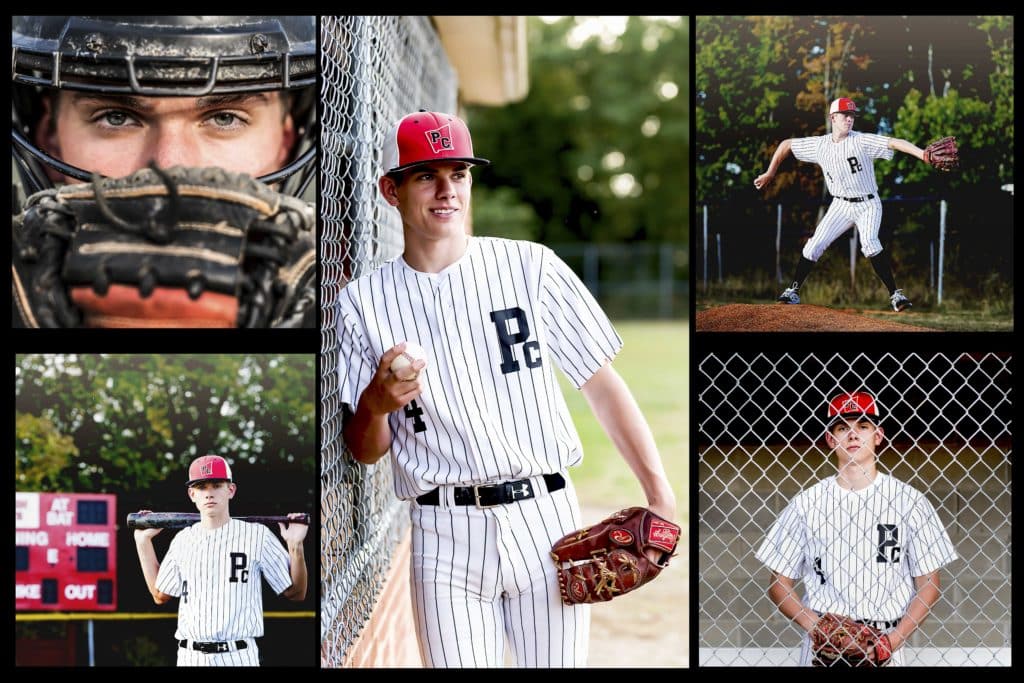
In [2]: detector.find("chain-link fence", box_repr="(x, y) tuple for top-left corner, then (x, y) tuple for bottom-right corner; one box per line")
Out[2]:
(697, 351), (1012, 666)
(320, 15), (458, 666)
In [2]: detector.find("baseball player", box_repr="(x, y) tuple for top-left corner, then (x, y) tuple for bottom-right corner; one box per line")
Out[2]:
(11, 16), (317, 328)
(754, 97), (937, 312)
(337, 111), (677, 667)
(133, 455), (308, 666)
(755, 391), (957, 666)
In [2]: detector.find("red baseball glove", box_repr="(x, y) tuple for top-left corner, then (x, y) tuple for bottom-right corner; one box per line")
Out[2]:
(922, 136), (959, 172)
(811, 613), (893, 667)
(550, 506), (680, 605)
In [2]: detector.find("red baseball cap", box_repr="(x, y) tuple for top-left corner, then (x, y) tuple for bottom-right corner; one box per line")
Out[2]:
(186, 455), (233, 487)
(381, 110), (490, 175)
(826, 391), (882, 427)
(829, 97), (859, 116)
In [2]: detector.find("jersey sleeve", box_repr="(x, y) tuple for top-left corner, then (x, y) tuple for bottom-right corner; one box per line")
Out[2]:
(336, 286), (379, 414)
(259, 524), (294, 596)
(859, 133), (895, 160)
(755, 498), (809, 580)
(904, 493), (958, 576)
(154, 530), (184, 597)
(789, 136), (820, 164)
(537, 245), (623, 388)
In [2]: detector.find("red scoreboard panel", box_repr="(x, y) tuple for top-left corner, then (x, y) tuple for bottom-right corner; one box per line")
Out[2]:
(16, 492), (117, 611)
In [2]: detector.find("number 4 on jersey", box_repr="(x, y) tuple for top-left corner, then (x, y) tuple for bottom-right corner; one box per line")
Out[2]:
(405, 400), (427, 433)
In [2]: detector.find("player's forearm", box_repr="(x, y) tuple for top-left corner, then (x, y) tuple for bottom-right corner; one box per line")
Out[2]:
(769, 574), (818, 632)
(134, 539), (164, 603)
(284, 543), (308, 601)
(766, 139), (793, 174)
(888, 138), (925, 161)
(888, 571), (941, 650)
(580, 364), (676, 519)
(343, 400), (392, 464)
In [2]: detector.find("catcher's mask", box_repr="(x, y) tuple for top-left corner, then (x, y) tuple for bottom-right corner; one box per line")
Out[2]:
(11, 16), (316, 199)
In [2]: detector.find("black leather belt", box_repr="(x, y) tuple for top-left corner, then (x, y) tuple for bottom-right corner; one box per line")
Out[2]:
(816, 612), (898, 630)
(417, 473), (565, 507)
(837, 194), (875, 202)
(178, 639), (248, 653)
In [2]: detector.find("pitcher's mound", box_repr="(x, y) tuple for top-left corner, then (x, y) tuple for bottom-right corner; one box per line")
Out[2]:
(697, 303), (936, 332)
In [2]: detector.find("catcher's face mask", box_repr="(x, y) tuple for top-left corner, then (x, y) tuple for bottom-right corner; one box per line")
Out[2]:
(11, 16), (316, 199)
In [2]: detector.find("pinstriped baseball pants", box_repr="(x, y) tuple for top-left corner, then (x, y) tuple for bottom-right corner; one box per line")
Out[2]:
(802, 197), (884, 261)
(409, 477), (590, 667)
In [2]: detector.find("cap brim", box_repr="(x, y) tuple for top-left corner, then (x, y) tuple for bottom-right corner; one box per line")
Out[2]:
(186, 478), (232, 487)
(386, 157), (491, 174)
(827, 414), (878, 428)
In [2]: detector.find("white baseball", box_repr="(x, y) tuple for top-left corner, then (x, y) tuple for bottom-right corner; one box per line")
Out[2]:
(390, 341), (428, 380)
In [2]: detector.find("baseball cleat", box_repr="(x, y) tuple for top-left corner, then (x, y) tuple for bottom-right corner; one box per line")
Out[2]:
(890, 289), (912, 312)
(777, 287), (800, 304)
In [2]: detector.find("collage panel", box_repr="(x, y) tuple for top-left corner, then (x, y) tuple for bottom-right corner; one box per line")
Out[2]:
(696, 350), (1011, 666)
(15, 353), (317, 666)
(695, 16), (1013, 333)
(12, 15), (317, 329)
(321, 16), (688, 668)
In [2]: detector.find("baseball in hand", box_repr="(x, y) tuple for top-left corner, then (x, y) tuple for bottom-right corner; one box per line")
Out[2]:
(390, 342), (428, 380)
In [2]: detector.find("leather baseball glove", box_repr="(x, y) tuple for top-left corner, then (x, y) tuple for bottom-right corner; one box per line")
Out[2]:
(922, 136), (959, 172)
(12, 164), (316, 328)
(550, 506), (680, 605)
(811, 612), (893, 667)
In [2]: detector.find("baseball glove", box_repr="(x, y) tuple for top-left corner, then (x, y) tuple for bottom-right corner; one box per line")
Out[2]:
(811, 613), (893, 667)
(12, 164), (316, 328)
(550, 506), (680, 605)
(922, 136), (959, 172)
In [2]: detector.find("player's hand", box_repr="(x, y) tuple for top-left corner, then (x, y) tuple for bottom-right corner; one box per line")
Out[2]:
(279, 513), (309, 544)
(133, 510), (163, 542)
(361, 343), (426, 415)
(754, 171), (774, 190)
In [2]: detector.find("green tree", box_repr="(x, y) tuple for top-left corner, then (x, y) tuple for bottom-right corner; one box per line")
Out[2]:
(15, 354), (315, 493)
(468, 16), (688, 244)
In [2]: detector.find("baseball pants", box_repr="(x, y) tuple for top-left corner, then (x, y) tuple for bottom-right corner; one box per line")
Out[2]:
(801, 197), (884, 261)
(176, 638), (260, 666)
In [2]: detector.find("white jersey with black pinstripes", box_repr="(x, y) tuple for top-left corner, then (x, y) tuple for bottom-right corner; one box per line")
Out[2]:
(756, 473), (957, 622)
(156, 519), (293, 644)
(337, 235), (623, 499)
(791, 131), (893, 198)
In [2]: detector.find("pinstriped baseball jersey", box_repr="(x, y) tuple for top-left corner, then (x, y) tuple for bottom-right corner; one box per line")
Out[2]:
(156, 519), (293, 642)
(756, 473), (957, 622)
(337, 235), (623, 499)
(791, 132), (893, 197)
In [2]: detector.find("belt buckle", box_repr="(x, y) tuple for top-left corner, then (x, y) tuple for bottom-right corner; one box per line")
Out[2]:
(216, 642), (229, 653)
(473, 484), (499, 508)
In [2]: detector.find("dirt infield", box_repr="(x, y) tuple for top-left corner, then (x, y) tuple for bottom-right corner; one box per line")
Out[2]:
(696, 304), (937, 332)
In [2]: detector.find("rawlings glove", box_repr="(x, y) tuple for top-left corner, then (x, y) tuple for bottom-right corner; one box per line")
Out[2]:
(550, 506), (680, 604)
(811, 612), (893, 667)
(12, 164), (316, 328)
(922, 136), (959, 172)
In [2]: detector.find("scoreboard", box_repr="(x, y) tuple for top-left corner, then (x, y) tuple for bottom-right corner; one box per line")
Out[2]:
(16, 492), (117, 611)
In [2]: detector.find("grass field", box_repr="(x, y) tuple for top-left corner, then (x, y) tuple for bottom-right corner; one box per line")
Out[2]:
(557, 320), (688, 524)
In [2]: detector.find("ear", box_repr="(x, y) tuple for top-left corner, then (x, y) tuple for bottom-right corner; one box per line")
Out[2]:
(824, 431), (837, 449)
(187, 487), (196, 502)
(378, 175), (400, 206)
(227, 483), (237, 499)
(874, 426), (885, 445)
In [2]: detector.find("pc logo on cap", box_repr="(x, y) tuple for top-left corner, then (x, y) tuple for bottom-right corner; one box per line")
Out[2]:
(829, 97), (859, 116)
(827, 391), (882, 427)
(186, 455), (232, 487)
(381, 111), (491, 175)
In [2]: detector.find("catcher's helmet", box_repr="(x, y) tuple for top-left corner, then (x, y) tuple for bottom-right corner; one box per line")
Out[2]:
(186, 454), (233, 488)
(382, 111), (491, 175)
(829, 97), (859, 116)
(11, 16), (316, 197)
(826, 391), (882, 428)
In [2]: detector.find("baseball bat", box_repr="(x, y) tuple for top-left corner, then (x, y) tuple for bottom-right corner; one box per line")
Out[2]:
(127, 512), (310, 530)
